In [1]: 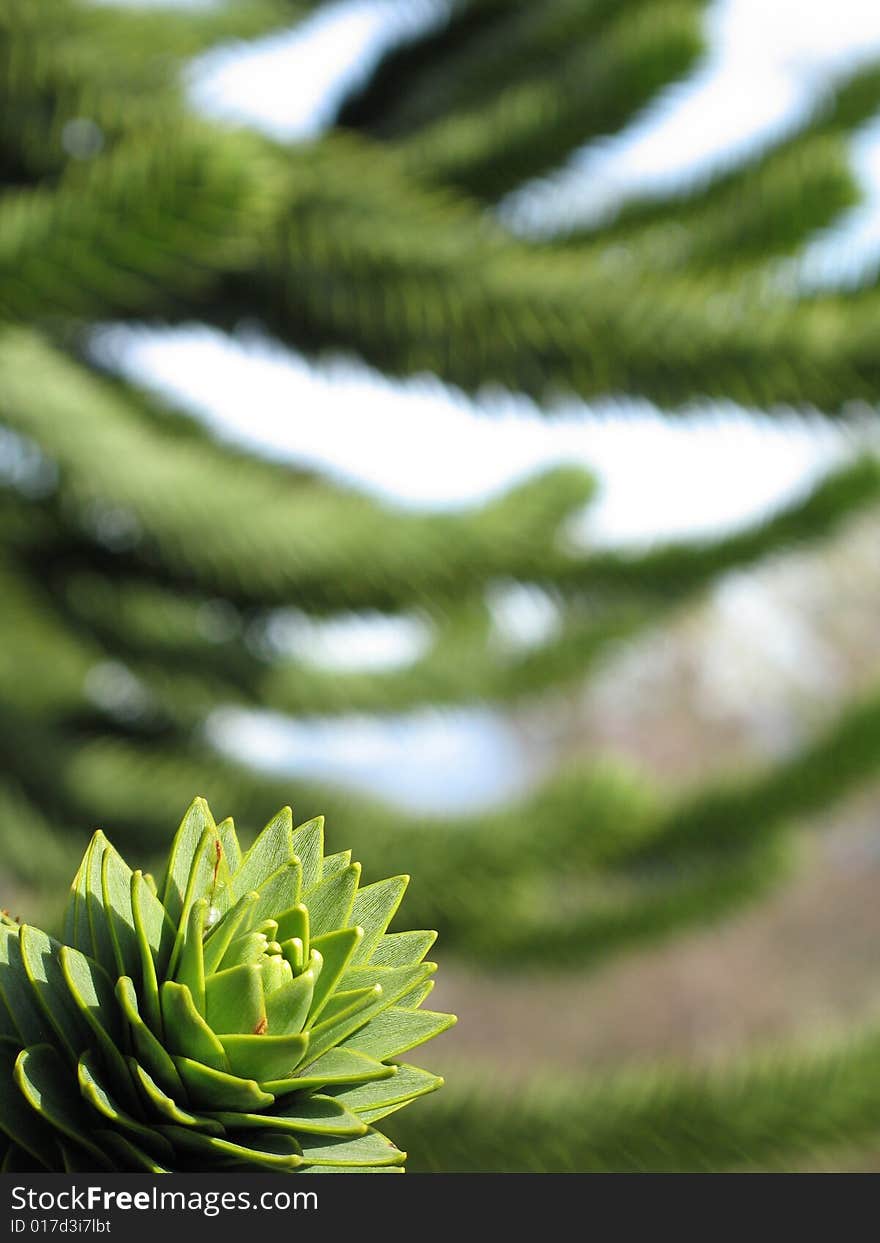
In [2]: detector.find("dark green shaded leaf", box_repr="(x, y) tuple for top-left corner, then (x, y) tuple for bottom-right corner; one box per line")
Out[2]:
(0, 928), (58, 1046)
(127, 1057), (224, 1135)
(99, 1130), (170, 1173)
(0, 1036), (58, 1169)
(14, 1045), (114, 1170)
(159, 1125), (302, 1169)
(77, 1050), (174, 1160)
(18, 925), (91, 1062)
(115, 976), (184, 1097)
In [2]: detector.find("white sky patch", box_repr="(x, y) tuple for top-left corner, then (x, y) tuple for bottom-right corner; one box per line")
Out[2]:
(501, 0), (880, 236)
(92, 322), (857, 549)
(206, 705), (546, 813)
(188, 0), (447, 141)
(255, 608), (431, 672)
(488, 583), (561, 653)
(0, 426), (58, 499)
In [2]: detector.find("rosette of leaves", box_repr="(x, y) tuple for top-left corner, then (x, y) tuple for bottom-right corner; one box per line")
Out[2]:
(0, 798), (455, 1173)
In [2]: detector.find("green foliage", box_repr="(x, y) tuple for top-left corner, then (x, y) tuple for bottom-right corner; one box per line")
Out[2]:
(558, 61), (880, 260)
(3, 0), (880, 1174)
(396, 1025), (880, 1171)
(22, 678), (880, 967)
(0, 798), (453, 1172)
(395, 1), (705, 197)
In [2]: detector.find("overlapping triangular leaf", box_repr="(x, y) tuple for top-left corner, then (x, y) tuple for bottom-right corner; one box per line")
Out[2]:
(0, 799), (453, 1172)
